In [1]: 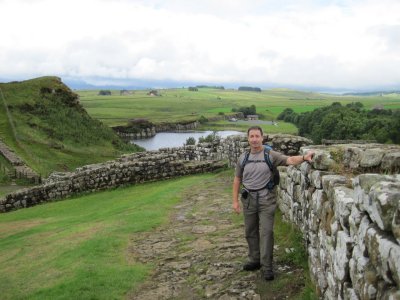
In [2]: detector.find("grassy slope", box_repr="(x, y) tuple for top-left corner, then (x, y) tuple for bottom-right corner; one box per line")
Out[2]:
(78, 88), (400, 131)
(0, 77), (141, 177)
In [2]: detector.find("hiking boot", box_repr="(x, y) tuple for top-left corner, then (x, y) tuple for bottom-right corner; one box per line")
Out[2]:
(263, 269), (275, 281)
(243, 262), (261, 271)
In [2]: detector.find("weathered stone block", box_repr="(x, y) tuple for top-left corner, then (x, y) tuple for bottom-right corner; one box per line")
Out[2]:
(367, 181), (400, 231)
(299, 161), (312, 176)
(349, 205), (364, 240)
(311, 170), (333, 189)
(365, 226), (399, 285)
(359, 148), (385, 168)
(312, 150), (335, 170)
(349, 244), (370, 299)
(311, 189), (327, 217)
(321, 201), (335, 235)
(333, 231), (352, 282)
(322, 175), (348, 200)
(333, 186), (355, 232)
(278, 171), (288, 190)
(381, 151), (400, 171)
(393, 207), (400, 245)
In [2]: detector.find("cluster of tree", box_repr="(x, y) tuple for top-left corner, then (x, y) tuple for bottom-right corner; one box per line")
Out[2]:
(238, 86), (262, 92)
(98, 90), (111, 96)
(199, 115), (208, 124)
(196, 85), (225, 89)
(184, 132), (221, 146)
(232, 105), (256, 117)
(188, 87), (198, 91)
(277, 102), (400, 144)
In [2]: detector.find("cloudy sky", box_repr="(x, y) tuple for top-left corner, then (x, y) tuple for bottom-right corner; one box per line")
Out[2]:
(1, 0), (399, 90)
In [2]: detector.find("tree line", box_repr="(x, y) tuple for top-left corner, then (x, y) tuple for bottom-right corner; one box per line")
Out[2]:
(277, 102), (400, 144)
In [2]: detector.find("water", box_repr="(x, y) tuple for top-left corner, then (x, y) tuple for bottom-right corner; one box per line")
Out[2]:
(132, 130), (242, 150)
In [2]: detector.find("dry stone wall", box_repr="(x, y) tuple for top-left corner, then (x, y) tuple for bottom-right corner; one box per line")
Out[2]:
(0, 134), (311, 213)
(0, 152), (225, 212)
(277, 143), (400, 299)
(156, 133), (312, 166)
(0, 138), (40, 181)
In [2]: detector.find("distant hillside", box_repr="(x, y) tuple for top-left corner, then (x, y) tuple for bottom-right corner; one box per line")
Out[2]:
(343, 90), (400, 96)
(0, 76), (142, 177)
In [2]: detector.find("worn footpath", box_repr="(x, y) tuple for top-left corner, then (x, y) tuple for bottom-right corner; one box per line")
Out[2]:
(128, 171), (307, 300)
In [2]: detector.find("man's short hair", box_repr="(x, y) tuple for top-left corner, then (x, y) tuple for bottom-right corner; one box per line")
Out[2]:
(247, 126), (263, 136)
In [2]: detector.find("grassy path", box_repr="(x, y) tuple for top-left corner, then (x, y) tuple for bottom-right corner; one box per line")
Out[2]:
(128, 170), (316, 299)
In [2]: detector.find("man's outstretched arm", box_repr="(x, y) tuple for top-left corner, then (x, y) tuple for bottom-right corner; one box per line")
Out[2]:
(232, 176), (241, 214)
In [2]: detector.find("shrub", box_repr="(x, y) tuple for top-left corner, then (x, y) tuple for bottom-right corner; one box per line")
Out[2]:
(198, 132), (220, 143)
(185, 137), (196, 145)
(98, 90), (111, 96)
(199, 115), (208, 124)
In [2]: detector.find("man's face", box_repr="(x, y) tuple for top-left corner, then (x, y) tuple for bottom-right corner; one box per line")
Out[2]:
(247, 129), (263, 149)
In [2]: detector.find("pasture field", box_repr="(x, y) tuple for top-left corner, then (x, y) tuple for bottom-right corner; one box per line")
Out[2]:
(77, 88), (400, 132)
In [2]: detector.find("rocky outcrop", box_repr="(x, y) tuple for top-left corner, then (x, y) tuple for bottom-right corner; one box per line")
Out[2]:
(116, 126), (157, 139)
(155, 121), (199, 132)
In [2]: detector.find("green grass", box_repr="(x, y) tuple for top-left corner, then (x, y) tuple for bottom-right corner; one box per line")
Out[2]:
(199, 120), (298, 135)
(256, 210), (317, 299)
(0, 174), (209, 300)
(77, 88), (400, 129)
(274, 211), (308, 269)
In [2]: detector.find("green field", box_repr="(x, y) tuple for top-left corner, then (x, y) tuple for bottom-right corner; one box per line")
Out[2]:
(77, 88), (400, 133)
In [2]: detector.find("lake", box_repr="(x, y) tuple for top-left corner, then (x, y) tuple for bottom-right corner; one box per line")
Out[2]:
(132, 130), (243, 150)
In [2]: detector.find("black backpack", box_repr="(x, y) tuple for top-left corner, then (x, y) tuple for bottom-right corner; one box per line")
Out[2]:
(240, 145), (280, 190)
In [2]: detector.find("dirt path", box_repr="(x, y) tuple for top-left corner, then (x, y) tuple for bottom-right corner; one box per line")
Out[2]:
(127, 171), (307, 300)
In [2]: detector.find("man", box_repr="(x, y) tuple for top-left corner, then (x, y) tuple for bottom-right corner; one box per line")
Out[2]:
(232, 126), (314, 281)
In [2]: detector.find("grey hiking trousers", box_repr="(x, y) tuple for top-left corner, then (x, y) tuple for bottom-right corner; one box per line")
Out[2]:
(241, 188), (276, 271)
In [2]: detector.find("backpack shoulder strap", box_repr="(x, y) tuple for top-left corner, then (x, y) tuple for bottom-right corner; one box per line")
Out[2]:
(240, 150), (251, 174)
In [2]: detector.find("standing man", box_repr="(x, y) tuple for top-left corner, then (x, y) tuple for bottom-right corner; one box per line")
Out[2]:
(232, 126), (314, 281)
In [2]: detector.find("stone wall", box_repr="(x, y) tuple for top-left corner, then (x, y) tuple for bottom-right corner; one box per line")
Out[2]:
(0, 134), (311, 213)
(0, 138), (40, 181)
(277, 143), (400, 299)
(156, 133), (312, 167)
(0, 152), (225, 212)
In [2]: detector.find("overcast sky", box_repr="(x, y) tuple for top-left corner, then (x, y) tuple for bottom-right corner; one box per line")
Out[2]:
(1, 0), (399, 90)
